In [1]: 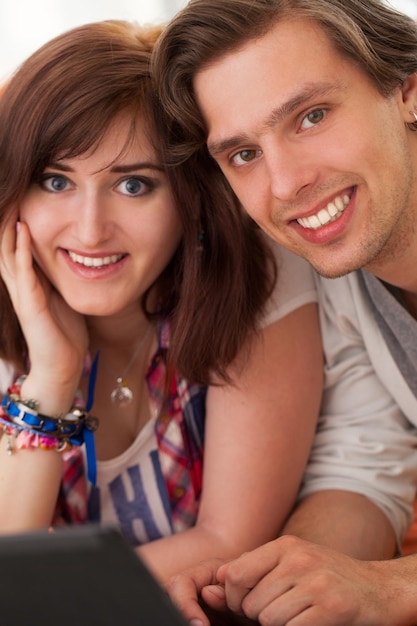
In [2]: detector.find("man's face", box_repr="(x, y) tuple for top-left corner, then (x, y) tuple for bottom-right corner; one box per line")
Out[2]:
(194, 18), (417, 282)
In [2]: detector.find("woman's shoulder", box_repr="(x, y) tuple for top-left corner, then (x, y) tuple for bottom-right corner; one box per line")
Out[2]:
(259, 238), (318, 328)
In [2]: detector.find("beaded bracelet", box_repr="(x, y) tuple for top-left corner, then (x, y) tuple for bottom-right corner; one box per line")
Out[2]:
(0, 420), (72, 454)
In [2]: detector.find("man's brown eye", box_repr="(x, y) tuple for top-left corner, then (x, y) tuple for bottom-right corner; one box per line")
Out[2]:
(307, 110), (324, 125)
(238, 149), (257, 162)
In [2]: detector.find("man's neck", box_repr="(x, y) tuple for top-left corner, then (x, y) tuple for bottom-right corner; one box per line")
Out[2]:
(400, 290), (417, 321)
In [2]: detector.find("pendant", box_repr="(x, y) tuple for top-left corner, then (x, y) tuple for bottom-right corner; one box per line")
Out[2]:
(110, 378), (133, 408)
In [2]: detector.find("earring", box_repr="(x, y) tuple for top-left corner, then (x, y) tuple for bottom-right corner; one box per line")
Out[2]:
(406, 109), (417, 131)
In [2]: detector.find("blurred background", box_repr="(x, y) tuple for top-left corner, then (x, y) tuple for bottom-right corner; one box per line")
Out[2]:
(0, 0), (185, 82)
(0, 0), (416, 83)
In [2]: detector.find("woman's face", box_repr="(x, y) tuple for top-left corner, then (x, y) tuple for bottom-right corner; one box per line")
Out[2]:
(20, 112), (183, 317)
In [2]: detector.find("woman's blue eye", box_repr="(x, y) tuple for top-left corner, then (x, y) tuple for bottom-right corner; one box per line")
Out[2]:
(119, 177), (146, 196)
(42, 175), (68, 192)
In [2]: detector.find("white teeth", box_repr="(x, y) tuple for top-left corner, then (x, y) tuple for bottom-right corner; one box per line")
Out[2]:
(308, 214), (321, 229)
(297, 194), (350, 230)
(317, 209), (332, 225)
(327, 202), (338, 217)
(68, 251), (123, 268)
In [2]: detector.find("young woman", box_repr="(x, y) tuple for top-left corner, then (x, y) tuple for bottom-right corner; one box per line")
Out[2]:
(0, 20), (322, 582)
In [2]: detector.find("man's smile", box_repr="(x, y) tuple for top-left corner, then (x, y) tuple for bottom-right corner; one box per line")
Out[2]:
(296, 192), (351, 230)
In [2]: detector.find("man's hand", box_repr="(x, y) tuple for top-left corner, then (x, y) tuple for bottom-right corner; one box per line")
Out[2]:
(207, 535), (416, 626)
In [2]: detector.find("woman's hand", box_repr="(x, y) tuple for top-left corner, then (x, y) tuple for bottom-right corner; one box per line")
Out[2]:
(164, 559), (227, 626)
(0, 214), (88, 407)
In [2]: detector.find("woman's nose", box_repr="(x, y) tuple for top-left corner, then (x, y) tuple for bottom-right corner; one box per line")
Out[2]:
(74, 193), (112, 247)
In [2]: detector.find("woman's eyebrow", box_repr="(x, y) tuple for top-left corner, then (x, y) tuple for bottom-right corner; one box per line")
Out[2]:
(110, 162), (165, 173)
(46, 161), (74, 172)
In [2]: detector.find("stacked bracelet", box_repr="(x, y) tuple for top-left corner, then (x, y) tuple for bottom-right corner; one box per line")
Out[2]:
(0, 377), (100, 485)
(0, 393), (98, 445)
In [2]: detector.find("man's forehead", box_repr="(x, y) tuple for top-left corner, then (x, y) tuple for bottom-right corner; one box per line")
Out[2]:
(194, 16), (334, 74)
(193, 18), (349, 151)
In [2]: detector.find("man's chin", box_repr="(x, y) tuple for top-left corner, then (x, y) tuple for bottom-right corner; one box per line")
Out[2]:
(309, 260), (363, 280)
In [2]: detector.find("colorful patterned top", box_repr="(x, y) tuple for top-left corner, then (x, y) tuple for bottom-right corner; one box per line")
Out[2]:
(55, 317), (206, 545)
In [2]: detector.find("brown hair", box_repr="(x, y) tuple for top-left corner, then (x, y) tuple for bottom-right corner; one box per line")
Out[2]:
(153, 0), (417, 158)
(0, 20), (276, 384)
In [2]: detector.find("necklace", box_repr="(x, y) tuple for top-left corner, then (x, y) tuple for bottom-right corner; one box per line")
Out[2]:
(101, 325), (152, 408)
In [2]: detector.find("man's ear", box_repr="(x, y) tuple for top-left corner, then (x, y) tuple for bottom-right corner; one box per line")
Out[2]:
(400, 72), (417, 116)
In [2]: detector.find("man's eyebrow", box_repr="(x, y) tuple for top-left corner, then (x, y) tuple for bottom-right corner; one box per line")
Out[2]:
(207, 134), (251, 158)
(263, 82), (340, 130)
(207, 81), (341, 158)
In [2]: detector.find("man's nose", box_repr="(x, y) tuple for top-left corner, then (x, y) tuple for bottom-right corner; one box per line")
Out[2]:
(265, 141), (318, 202)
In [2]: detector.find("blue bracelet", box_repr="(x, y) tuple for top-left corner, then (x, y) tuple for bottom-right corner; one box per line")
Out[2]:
(1, 394), (99, 485)
(2, 353), (100, 485)
(0, 395), (98, 444)
(2, 395), (81, 437)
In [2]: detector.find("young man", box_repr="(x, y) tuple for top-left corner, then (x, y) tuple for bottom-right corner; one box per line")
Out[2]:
(154, 1), (417, 624)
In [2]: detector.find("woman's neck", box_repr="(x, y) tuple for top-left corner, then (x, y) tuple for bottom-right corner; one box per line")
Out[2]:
(86, 307), (151, 352)
(82, 308), (157, 461)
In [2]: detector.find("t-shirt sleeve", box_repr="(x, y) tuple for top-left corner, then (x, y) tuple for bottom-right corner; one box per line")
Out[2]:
(258, 237), (318, 329)
(298, 274), (417, 545)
